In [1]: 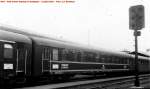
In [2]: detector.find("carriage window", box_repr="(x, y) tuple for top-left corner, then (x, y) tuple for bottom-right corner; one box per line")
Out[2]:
(53, 49), (58, 61)
(64, 49), (75, 61)
(76, 51), (81, 62)
(4, 44), (13, 59)
(95, 54), (100, 62)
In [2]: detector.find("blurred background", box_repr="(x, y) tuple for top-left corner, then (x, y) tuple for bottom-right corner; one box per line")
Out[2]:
(0, 0), (149, 54)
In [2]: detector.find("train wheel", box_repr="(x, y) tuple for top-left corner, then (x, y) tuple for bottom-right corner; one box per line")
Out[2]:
(0, 78), (15, 89)
(16, 77), (26, 84)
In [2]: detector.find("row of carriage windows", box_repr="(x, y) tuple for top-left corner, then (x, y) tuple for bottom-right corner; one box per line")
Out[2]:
(2, 43), (149, 65)
(41, 46), (149, 65)
(42, 47), (59, 61)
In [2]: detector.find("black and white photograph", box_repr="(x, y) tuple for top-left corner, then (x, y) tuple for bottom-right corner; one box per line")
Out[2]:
(0, 0), (150, 89)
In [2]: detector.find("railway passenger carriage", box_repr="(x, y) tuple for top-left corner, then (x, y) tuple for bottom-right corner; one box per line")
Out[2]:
(0, 26), (149, 85)
(138, 56), (150, 73)
(31, 36), (133, 78)
(0, 30), (32, 83)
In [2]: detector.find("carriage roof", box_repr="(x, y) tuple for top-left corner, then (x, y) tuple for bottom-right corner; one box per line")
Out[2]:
(31, 36), (133, 58)
(0, 29), (31, 44)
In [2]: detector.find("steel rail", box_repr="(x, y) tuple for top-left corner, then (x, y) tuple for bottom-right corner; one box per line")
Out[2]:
(17, 74), (150, 89)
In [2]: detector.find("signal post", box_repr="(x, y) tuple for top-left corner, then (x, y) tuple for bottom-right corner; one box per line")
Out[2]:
(129, 5), (145, 88)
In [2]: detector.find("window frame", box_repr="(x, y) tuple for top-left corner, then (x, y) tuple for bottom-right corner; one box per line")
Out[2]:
(4, 43), (13, 59)
(52, 48), (59, 61)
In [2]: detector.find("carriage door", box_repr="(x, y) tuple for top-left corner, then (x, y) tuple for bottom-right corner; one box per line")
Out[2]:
(42, 47), (51, 72)
(16, 45), (28, 75)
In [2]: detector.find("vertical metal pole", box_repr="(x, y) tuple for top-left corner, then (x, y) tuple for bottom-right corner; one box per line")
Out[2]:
(16, 49), (19, 73)
(134, 30), (140, 87)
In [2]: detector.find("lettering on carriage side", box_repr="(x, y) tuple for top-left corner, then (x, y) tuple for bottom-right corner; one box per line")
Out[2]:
(124, 65), (127, 69)
(61, 64), (69, 69)
(4, 64), (13, 69)
(52, 64), (59, 69)
(102, 65), (105, 70)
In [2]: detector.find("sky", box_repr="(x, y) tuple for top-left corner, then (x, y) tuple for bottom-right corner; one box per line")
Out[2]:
(0, 0), (149, 53)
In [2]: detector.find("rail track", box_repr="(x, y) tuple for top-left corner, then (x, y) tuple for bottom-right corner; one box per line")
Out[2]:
(16, 74), (150, 89)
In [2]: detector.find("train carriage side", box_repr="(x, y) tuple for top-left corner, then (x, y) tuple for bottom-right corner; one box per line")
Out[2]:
(0, 30), (32, 84)
(30, 36), (60, 78)
(93, 51), (134, 75)
(138, 56), (150, 73)
(30, 36), (93, 78)
(30, 36), (103, 78)
(30, 36), (135, 80)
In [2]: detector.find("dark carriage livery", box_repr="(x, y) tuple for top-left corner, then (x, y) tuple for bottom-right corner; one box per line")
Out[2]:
(31, 36), (150, 78)
(0, 26), (149, 84)
(0, 30), (32, 83)
(31, 36), (133, 77)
